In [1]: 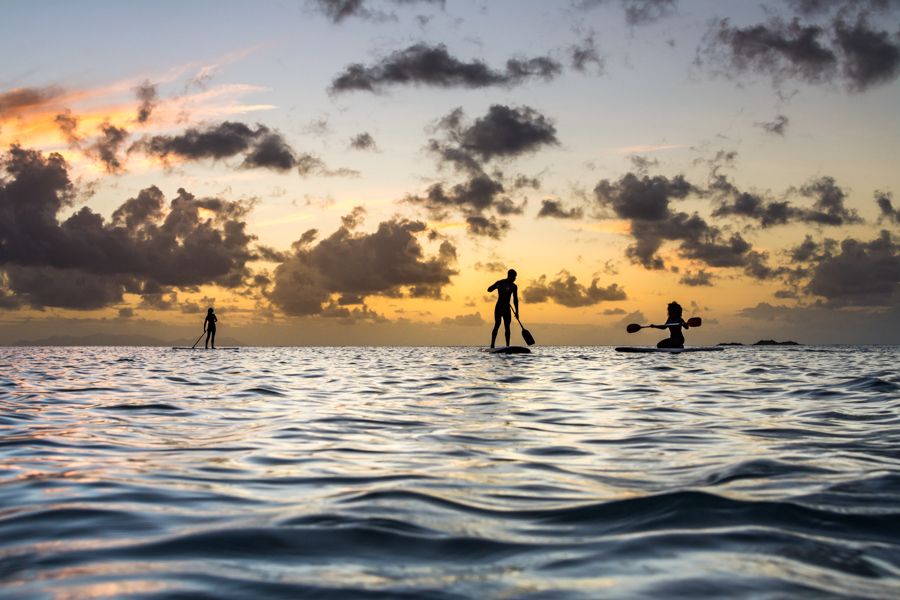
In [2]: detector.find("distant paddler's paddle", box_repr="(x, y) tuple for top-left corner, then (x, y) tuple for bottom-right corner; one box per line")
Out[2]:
(627, 317), (702, 334)
(513, 306), (536, 346)
(190, 331), (205, 349)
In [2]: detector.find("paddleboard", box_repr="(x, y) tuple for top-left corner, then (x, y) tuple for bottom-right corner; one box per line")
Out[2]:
(171, 347), (240, 350)
(482, 346), (532, 354)
(615, 346), (724, 353)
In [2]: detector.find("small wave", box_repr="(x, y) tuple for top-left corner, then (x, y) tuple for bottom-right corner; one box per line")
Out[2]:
(100, 402), (184, 411)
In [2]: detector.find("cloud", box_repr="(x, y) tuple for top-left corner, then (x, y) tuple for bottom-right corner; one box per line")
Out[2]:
(876, 190), (900, 224)
(92, 123), (129, 173)
(407, 105), (556, 238)
(0, 86), (65, 119)
(755, 114), (789, 136)
(132, 121), (350, 176)
(603, 307), (627, 315)
(710, 173), (861, 227)
(54, 110), (80, 146)
(441, 311), (485, 326)
(785, 0), (899, 17)
(799, 230), (900, 306)
(701, 18), (837, 86)
(134, 81), (158, 123)
(269, 210), (457, 316)
(311, 0), (444, 23)
(575, 0), (677, 26)
(118, 307), (135, 318)
(330, 43), (561, 93)
(834, 16), (900, 91)
(700, 13), (900, 91)
(349, 132), (378, 151)
(0, 146), (256, 309)
(570, 35), (606, 74)
(594, 171), (775, 275)
(443, 105), (559, 164)
(537, 199), (584, 219)
(523, 271), (626, 307)
(679, 269), (714, 286)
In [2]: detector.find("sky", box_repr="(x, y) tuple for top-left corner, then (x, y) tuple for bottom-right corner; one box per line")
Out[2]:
(1, 0), (899, 346)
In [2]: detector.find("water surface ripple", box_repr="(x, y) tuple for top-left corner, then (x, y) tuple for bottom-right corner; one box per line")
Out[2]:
(1, 346), (899, 598)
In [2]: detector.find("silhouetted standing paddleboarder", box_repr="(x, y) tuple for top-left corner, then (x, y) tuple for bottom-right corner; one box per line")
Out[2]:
(651, 301), (689, 348)
(204, 307), (217, 349)
(488, 269), (519, 348)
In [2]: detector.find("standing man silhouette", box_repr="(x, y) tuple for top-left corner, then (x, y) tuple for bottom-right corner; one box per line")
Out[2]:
(204, 307), (217, 349)
(488, 269), (519, 348)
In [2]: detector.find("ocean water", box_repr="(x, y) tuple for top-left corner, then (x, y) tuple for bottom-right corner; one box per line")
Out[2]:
(1, 345), (899, 599)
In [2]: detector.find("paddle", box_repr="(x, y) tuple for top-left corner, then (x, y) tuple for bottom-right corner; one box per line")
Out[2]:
(513, 308), (536, 346)
(190, 331), (206, 349)
(626, 317), (702, 334)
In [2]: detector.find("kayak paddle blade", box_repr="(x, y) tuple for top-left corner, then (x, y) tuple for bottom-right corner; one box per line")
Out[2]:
(626, 323), (642, 333)
(687, 317), (702, 328)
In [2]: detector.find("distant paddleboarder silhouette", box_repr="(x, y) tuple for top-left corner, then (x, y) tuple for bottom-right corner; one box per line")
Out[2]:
(488, 269), (519, 348)
(204, 307), (217, 349)
(652, 301), (688, 348)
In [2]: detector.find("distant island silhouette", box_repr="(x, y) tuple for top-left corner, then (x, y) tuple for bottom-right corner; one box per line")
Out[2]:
(717, 340), (801, 346)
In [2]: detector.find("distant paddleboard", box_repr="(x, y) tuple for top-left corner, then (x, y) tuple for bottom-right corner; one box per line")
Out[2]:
(171, 347), (240, 351)
(615, 346), (724, 354)
(482, 346), (532, 354)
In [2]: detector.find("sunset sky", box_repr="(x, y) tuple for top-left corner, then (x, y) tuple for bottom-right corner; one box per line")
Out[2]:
(1, 0), (899, 345)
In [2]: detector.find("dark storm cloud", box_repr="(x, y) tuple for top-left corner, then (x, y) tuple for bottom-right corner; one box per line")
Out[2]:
(0, 146), (257, 309)
(134, 81), (158, 123)
(800, 230), (900, 305)
(311, 0), (444, 23)
(349, 132), (378, 151)
(0, 86), (64, 118)
(269, 211), (457, 316)
(92, 123), (129, 173)
(594, 172), (694, 221)
(876, 191), (900, 224)
(523, 271), (626, 307)
(329, 43), (561, 93)
(701, 12), (900, 91)
(679, 269), (714, 286)
(575, 0), (678, 26)
(537, 199), (584, 219)
(755, 114), (790, 135)
(133, 121), (350, 176)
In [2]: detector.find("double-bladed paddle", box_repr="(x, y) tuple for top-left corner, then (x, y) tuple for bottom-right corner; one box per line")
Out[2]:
(626, 316), (702, 334)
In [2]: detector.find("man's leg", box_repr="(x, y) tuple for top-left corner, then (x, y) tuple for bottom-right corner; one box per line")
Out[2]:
(503, 311), (511, 346)
(491, 311), (501, 348)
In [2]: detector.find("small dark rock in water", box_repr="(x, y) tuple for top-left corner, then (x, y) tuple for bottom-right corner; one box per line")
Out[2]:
(754, 340), (800, 346)
(717, 342), (744, 346)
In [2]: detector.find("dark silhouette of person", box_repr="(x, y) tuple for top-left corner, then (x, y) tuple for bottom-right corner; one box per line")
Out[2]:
(488, 269), (519, 348)
(204, 307), (217, 349)
(651, 301), (688, 348)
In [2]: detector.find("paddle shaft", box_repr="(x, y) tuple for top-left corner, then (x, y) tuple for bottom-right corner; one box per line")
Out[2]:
(190, 331), (205, 349)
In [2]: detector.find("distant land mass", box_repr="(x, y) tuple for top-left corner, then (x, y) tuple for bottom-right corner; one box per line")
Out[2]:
(10, 334), (244, 347)
(717, 340), (801, 346)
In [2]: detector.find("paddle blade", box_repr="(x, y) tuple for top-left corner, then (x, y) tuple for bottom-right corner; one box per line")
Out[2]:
(687, 317), (702, 328)
(626, 323), (642, 333)
(521, 328), (536, 346)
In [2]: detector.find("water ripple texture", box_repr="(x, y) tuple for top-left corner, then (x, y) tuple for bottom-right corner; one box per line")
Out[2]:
(1, 345), (899, 598)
